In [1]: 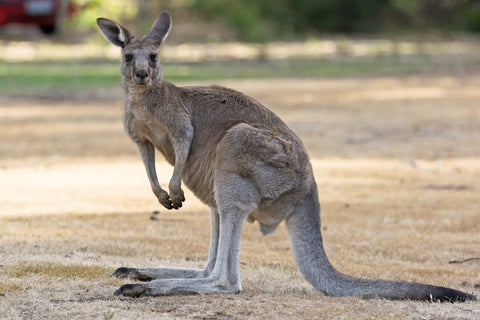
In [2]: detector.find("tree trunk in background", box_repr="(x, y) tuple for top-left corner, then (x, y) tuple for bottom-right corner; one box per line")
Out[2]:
(55, 0), (69, 38)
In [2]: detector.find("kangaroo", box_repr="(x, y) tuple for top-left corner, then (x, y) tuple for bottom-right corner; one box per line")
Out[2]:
(96, 12), (476, 301)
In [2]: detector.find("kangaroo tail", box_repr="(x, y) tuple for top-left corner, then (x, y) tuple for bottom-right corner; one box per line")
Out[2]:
(285, 188), (476, 302)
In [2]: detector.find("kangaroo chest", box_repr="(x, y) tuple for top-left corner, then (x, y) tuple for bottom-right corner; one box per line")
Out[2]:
(124, 104), (175, 166)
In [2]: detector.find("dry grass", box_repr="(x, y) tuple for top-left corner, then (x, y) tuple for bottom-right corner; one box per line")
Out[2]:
(0, 77), (479, 319)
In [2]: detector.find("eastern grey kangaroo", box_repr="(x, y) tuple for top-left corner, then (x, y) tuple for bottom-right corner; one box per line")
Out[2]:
(97, 12), (476, 301)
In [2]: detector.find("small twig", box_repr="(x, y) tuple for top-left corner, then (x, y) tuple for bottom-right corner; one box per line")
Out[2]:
(448, 257), (480, 264)
(421, 184), (472, 191)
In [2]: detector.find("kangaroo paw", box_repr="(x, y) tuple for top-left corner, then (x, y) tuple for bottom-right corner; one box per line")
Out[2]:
(169, 188), (185, 210)
(156, 192), (174, 210)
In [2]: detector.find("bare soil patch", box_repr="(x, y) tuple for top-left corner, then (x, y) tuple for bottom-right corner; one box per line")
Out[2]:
(1, 77), (479, 319)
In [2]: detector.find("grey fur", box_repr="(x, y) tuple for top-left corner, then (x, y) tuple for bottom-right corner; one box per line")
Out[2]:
(97, 12), (476, 301)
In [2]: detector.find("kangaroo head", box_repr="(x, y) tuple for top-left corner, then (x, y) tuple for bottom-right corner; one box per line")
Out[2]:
(97, 12), (171, 86)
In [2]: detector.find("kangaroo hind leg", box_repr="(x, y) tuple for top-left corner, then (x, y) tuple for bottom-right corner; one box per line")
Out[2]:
(114, 176), (258, 296)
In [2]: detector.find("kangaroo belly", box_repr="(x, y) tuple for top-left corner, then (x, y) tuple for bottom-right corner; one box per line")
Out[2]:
(148, 129), (175, 166)
(182, 147), (217, 207)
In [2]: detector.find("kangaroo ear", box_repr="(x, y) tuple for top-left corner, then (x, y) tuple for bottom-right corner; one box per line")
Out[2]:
(143, 11), (171, 46)
(97, 18), (131, 48)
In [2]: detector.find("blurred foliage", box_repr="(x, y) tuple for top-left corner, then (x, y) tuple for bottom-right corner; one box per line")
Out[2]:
(71, 0), (137, 30)
(70, 0), (192, 38)
(190, 0), (392, 41)
(464, 2), (480, 32)
(189, 0), (480, 41)
(71, 0), (480, 42)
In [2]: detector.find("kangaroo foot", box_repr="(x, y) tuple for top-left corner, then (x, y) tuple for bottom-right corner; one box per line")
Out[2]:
(112, 267), (153, 281)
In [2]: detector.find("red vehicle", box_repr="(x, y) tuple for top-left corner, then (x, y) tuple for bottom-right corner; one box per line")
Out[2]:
(0, 0), (76, 34)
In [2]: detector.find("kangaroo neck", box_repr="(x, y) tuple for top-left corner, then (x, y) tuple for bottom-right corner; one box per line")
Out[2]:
(123, 78), (167, 99)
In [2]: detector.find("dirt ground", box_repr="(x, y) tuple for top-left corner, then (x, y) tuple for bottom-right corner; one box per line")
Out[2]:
(1, 77), (479, 319)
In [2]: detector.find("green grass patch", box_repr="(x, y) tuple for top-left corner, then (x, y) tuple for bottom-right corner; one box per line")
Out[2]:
(4, 262), (110, 280)
(0, 59), (120, 96)
(164, 57), (434, 81)
(0, 55), (462, 98)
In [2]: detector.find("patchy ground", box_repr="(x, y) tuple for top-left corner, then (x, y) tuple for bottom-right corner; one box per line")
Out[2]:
(0, 77), (479, 319)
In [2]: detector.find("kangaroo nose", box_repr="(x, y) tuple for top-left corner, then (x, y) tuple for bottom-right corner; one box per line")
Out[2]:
(136, 71), (149, 80)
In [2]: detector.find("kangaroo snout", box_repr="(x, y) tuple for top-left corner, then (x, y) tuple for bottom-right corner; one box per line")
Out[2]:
(134, 69), (150, 85)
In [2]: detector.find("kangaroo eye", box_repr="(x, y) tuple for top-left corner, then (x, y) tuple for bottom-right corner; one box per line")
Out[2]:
(124, 54), (133, 62)
(149, 54), (158, 63)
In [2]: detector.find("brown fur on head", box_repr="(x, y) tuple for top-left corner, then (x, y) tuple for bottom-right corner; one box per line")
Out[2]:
(97, 12), (171, 86)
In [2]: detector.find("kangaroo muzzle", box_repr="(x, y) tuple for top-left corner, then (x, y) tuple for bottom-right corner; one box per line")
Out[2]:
(134, 69), (150, 85)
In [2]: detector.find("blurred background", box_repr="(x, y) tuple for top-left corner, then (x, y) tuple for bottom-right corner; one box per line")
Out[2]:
(1, 0), (480, 99)
(1, 4), (479, 318)
(4, 0), (480, 40)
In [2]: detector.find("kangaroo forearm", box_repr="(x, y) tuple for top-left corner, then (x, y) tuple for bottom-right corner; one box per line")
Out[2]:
(168, 123), (193, 208)
(137, 140), (161, 190)
(137, 140), (174, 209)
